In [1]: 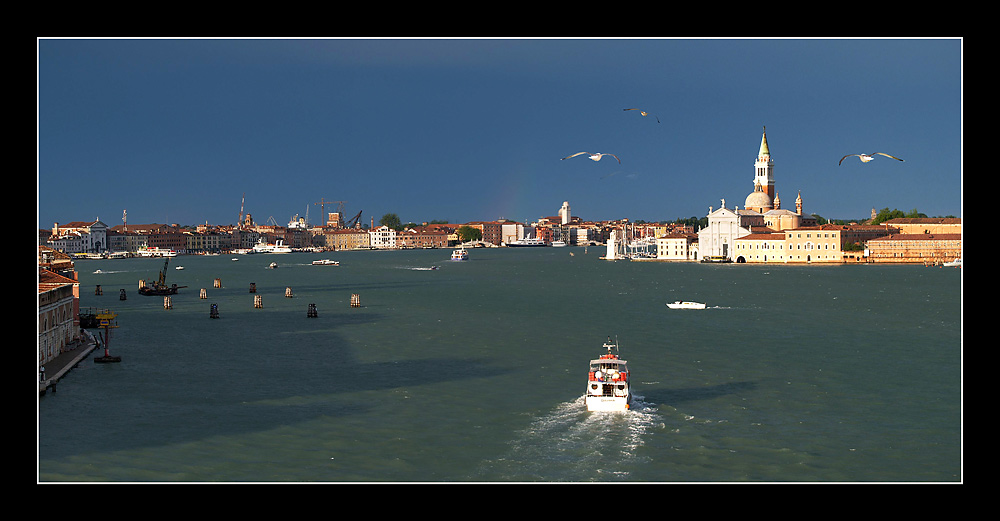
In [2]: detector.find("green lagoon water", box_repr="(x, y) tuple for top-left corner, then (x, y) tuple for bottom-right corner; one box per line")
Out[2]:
(38, 247), (963, 482)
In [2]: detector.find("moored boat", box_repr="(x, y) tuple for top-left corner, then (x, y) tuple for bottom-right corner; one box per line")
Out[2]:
(667, 301), (706, 309)
(136, 247), (178, 257)
(507, 237), (547, 247)
(586, 337), (631, 412)
(942, 258), (962, 267)
(252, 238), (292, 254)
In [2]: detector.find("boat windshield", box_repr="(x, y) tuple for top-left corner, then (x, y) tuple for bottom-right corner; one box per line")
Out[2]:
(591, 360), (625, 372)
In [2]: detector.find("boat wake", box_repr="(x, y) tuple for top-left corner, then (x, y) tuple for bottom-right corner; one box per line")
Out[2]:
(473, 395), (663, 481)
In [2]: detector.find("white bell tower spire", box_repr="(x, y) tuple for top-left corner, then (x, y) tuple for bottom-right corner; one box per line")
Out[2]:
(754, 126), (775, 201)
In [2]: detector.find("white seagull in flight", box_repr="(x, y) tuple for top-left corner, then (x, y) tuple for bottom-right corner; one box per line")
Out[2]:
(623, 108), (660, 123)
(839, 152), (905, 165)
(561, 152), (621, 164)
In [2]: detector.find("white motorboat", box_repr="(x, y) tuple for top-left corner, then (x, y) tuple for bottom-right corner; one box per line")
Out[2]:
(586, 337), (632, 412)
(175, 266), (184, 270)
(312, 259), (340, 266)
(943, 258), (962, 267)
(451, 248), (469, 261)
(268, 262), (278, 269)
(551, 240), (567, 247)
(667, 301), (706, 310)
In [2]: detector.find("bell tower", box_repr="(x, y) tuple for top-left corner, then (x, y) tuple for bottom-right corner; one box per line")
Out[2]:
(754, 126), (775, 200)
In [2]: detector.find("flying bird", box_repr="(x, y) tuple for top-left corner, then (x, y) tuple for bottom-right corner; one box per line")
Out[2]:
(839, 153), (905, 166)
(623, 108), (660, 123)
(561, 152), (621, 164)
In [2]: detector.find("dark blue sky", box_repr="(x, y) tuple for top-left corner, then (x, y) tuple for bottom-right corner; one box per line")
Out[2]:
(37, 38), (962, 230)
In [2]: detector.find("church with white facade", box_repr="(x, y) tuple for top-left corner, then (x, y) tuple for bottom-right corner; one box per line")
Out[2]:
(696, 127), (811, 261)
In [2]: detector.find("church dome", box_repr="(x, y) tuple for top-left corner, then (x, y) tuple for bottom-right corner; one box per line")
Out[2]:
(744, 185), (772, 210)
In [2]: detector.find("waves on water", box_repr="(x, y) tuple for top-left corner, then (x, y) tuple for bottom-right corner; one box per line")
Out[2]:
(473, 394), (663, 482)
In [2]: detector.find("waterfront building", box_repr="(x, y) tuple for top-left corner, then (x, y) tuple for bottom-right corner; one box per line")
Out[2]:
(783, 225), (843, 263)
(184, 230), (223, 253)
(569, 226), (593, 246)
(107, 229), (148, 253)
(866, 233), (962, 263)
(327, 228), (371, 250)
(397, 227), (449, 249)
(733, 231), (787, 263)
(836, 223), (898, 249)
(38, 247), (80, 366)
(465, 221), (504, 246)
(49, 220), (109, 254)
(369, 225), (397, 249)
(883, 218), (962, 235)
(656, 233), (699, 261)
(501, 222), (525, 245)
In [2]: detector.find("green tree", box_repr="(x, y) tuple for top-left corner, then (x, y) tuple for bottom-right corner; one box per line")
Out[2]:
(673, 216), (707, 229)
(379, 213), (403, 231)
(456, 225), (482, 242)
(870, 207), (928, 225)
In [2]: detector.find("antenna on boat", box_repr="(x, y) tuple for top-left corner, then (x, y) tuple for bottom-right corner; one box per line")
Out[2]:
(604, 335), (620, 355)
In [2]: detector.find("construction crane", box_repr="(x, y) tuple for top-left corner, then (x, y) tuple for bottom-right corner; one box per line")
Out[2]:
(315, 198), (347, 227)
(345, 210), (363, 229)
(237, 193), (245, 229)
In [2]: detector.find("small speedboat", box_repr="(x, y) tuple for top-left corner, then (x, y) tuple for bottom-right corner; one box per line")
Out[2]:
(268, 262), (278, 269)
(175, 266), (184, 270)
(667, 301), (706, 310)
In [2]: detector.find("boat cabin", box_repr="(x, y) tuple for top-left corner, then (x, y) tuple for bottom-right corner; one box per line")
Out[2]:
(588, 355), (629, 397)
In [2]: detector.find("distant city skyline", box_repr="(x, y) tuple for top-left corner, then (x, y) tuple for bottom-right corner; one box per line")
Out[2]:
(38, 38), (962, 229)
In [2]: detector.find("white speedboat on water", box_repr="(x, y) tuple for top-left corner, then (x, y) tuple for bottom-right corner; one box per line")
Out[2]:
(451, 248), (469, 260)
(667, 301), (706, 310)
(586, 337), (632, 412)
(312, 259), (339, 266)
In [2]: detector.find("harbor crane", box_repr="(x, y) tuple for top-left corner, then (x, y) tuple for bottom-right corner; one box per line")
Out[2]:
(315, 198), (347, 227)
(345, 210), (363, 228)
